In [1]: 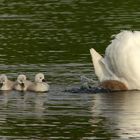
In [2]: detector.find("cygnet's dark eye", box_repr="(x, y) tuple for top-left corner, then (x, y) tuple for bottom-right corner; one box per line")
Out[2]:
(42, 79), (46, 82)
(40, 77), (42, 79)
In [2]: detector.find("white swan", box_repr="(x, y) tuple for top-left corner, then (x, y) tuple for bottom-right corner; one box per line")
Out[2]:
(0, 74), (14, 90)
(90, 30), (140, 90)
(14, 74), (32, 91)
(28, 73), (49, 92)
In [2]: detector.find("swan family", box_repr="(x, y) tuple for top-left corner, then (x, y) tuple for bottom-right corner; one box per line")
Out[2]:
(90, 30), (140, 91)
(0, 73), (49, 92)
(1, 30), (139, 92)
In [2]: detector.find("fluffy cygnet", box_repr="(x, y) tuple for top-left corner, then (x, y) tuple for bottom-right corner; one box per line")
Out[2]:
(28, 73), (49, 92)
(0, 74), (15, 90)
(14, 74), (32, 91)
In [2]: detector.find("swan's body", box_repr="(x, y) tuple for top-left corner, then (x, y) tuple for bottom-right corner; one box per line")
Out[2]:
(14, 74), (32, 91)
(28, 73), (49, 92)
(90, 30), (140, 90)
(99, 80), (128, 91)
(0, 74), (14, 90)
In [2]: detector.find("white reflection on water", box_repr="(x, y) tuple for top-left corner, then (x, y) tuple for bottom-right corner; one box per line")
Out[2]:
(0, 91), (48, 118)
(91, 91), (140, 139)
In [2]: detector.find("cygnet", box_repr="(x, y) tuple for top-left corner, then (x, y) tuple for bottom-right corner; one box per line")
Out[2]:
(14, 74), (32, 91)
(0, 74), (15, 90)
(28, 73), (49, 92)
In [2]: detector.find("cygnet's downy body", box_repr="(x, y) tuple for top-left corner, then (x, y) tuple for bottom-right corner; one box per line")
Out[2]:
(28, 73), (49, 92)
(0, 74), (15, 90)
(14, 74), (32, 91)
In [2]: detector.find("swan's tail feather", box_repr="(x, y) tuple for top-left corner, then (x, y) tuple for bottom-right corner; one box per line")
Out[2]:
(90, 48), (117, 82)
(90, 48), (104, 81)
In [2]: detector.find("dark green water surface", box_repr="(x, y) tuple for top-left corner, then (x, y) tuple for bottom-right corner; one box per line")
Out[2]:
(0, 0), (140, 139)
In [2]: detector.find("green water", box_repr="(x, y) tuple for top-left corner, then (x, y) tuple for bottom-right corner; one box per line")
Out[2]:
(0, 0), (140, 139)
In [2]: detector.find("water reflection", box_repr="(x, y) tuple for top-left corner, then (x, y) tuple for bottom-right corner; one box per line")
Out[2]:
(0, 88), (140, 139)
(0, 91), (10, 106)
(91, 91), (140, 139)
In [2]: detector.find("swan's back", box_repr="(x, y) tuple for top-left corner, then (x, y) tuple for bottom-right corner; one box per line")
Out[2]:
(105, 31), (140, 89)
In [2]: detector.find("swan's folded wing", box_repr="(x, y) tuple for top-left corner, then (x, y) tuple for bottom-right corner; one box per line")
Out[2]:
(90, 48), (117, 81)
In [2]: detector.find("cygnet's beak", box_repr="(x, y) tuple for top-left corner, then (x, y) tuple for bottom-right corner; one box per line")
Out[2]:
(42, 79), (46, 82)
(20, 83), (25, 88)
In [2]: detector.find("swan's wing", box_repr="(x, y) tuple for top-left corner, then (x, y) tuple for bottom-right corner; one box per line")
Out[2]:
(90, 48), (116, 81)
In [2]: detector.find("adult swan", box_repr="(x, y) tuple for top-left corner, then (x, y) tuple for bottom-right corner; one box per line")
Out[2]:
(90, 30), (140, 91)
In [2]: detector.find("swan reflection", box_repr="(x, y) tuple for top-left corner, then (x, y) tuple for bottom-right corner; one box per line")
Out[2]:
(91, 91), (140, 138)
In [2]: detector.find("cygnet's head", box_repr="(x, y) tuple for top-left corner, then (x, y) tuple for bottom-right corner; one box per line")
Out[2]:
(35, 73), (46, 83)
(17, 74), (27, 86)
(0, 74), (8, 85)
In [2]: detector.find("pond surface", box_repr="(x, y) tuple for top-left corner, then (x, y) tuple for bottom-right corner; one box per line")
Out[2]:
(0, 0), (140, 139)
